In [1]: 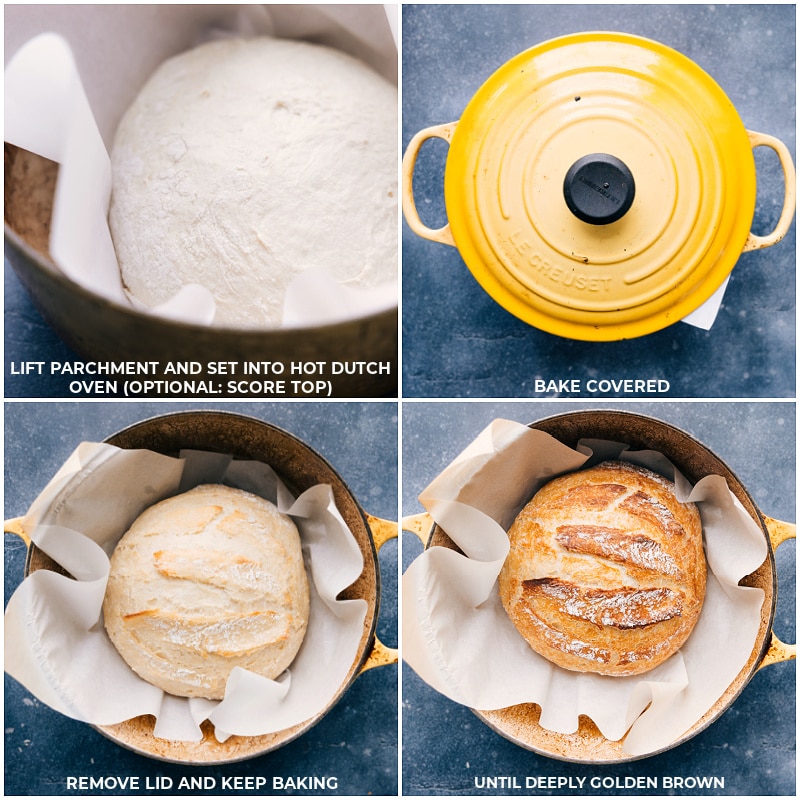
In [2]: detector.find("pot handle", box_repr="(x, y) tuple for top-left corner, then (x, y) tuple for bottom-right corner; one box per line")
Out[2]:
(742, 131), (796, 252)
(402, 512), (433, 547)
(359, 514), (400, 673)
(5, 517), (30, 548)
(402, 123), (458, 246)
(757, 515), (796, 670)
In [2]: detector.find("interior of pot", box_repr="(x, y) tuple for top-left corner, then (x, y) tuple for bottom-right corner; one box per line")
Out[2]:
(25, 409), (380, 763)
(4, 146), (397, 397)
(428, 409), (776, 763)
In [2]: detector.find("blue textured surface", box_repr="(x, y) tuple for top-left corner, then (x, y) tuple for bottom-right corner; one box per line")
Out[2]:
(3, 4), (798, 797)
(401, 401), (795, 795)
(4, 401), (398, 795)
(401, 4), (796, 398)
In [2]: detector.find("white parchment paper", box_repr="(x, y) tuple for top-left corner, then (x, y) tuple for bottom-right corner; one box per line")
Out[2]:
(4, 443), (367, 742)
(402, 419), (768, 755)
(4, 4), (398, 328)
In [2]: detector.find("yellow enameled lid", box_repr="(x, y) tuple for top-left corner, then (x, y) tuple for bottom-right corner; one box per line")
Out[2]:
(403, 32), (796, 340)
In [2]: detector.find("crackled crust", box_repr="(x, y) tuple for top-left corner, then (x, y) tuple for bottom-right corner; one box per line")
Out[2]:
(498, 461), (706, 676)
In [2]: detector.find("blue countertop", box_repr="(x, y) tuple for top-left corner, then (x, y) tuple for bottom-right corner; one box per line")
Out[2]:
(4, 401), (398, 796)
(401, 401), (795, 795)
(3, 4), (797, 797)
(401, 4), (796, 398)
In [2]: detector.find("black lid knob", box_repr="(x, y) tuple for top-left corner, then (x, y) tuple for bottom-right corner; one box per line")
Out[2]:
(563, 153), (635, 225)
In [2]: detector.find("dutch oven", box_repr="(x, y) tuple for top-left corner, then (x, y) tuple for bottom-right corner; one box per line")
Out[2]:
(403, 409), (795, 762)
(5, 410), (397, 763)
(402, 32), (796, 340)
(4, 4), (397, 398)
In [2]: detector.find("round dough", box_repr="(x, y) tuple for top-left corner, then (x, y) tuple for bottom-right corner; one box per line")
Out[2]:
(103, 484), (310, 699)
(499, 461), (706, 676)
(109, 37), (397, 327)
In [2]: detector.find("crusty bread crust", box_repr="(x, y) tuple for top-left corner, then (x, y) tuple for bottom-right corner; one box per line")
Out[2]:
(103, 484), (309, 699)
(498, 461), (706, 676)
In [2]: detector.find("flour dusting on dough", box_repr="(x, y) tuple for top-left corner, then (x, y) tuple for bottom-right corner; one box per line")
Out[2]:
(109, 37), (398, 328)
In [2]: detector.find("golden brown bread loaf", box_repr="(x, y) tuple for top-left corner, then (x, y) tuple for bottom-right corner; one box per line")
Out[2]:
(103, 484), (310, 699)
(498, 461), (706, 676)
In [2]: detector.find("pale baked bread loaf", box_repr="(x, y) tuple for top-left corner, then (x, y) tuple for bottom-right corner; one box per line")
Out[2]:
(498, 461), (706, 676)
(103, 484), (310, 699)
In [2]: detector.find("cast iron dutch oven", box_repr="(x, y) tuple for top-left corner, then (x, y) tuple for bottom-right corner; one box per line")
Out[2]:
(5, 410), (397, 763)
(403, 32), (796, 340)
(404, 409), (795, 762)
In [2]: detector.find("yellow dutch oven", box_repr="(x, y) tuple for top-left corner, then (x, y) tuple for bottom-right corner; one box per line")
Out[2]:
(402, 32), (796, 341)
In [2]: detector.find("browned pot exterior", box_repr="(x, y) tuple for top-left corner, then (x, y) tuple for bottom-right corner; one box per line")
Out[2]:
(4, 146), (398, 398)
(24, 410), (383, 763)
(426, 409), (782, 763)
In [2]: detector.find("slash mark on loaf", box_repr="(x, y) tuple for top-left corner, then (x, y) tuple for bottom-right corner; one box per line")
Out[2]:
(522, 577), (684, 629)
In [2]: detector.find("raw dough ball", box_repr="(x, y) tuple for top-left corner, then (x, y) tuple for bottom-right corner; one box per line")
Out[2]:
(103, 484), (310, 699)
(109, 37), (397, 327)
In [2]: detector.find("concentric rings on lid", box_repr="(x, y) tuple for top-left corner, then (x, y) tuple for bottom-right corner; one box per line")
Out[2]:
(444, 32), (756, 340)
